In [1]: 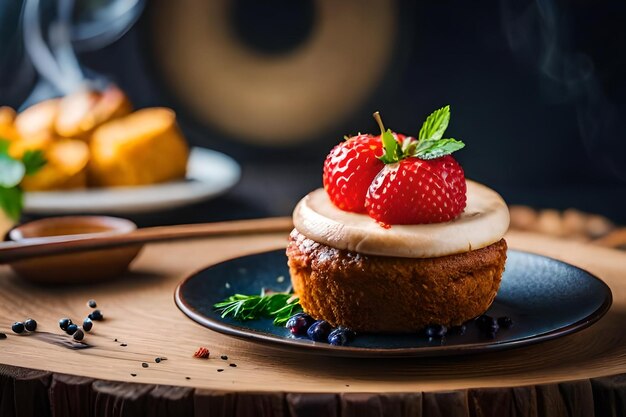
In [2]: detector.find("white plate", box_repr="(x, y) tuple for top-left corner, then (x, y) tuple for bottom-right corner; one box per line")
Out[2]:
(24, 147), (241, 214)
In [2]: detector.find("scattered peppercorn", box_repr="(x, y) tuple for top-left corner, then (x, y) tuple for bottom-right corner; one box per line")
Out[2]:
(217, 369), (224, 372)
(66, 324), (79, 335)
(88, 310), (103, 321)
(185, 377), (191, 380)
(88, 299), (97, 308)
(82, 318), (93, 332)
(73, 329), (85, 341)
(59, 318), (72, 331)
(24, 318), (37, 332)
(229, 363), (237, 368)
(12, 322), (25, 334)
(120, 343), (127, 347)
(0, 333), (6, 339)
(155, 358), (161, 363)
(131, 373), (137, 377)
(141, 363), (148, 368)
(194, 347), (210, 359)
(220, 355), (228, 360)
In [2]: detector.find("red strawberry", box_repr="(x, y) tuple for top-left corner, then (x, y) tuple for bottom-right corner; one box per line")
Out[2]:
(365, 155), (466, 225)
(364, 106), (467, 225)
(322, 134), (384, 212)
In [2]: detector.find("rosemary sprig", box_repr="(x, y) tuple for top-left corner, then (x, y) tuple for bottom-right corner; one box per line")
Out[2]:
(213, 289), (302, 325)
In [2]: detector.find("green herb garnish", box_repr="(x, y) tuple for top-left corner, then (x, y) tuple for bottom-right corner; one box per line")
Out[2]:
(374, 105), (464, 164)
(0, 138), (46, 220)
(213, 289), (302, 326)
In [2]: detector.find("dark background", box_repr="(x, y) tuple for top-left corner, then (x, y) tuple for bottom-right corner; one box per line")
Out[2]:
(1, 0), (625, 226)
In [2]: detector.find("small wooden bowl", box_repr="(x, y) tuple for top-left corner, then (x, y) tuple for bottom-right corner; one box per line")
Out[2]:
(8, 216), (141, 284)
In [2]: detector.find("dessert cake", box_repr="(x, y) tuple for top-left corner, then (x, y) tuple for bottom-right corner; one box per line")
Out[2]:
(286, 106), (510, 333)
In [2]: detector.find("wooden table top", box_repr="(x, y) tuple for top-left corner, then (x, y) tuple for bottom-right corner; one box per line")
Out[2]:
(0, 226), (625, 394)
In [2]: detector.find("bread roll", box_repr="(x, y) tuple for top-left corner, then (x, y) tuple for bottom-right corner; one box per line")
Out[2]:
(89, 108), (189, 187)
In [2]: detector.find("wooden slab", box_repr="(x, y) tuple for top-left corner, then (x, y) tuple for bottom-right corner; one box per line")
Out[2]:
(0, 228), (625, 398)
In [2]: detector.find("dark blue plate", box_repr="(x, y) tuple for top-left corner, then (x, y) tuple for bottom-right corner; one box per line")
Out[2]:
(174, 249), (612, 357)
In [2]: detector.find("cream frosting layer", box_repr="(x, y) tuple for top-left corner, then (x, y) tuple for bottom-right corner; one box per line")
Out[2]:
(292, 180), (509, 258)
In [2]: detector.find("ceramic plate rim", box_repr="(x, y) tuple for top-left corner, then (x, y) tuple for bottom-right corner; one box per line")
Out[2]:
(23, 147), (241, 214)
(174, 249), (612, 358)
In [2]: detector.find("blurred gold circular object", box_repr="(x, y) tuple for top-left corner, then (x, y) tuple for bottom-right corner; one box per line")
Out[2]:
(151, 0), (396, 146)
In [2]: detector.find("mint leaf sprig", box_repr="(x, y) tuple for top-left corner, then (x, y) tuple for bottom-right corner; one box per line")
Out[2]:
(373, 105), (465, 164)
(0, 139), (46, 220)
(213, 289), (302, 326)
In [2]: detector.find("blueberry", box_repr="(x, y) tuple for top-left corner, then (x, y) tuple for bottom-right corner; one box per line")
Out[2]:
(339, 327), (356, 341)
(476, 317), (499, 337)
(497, 316), (513, 329)
(328, 332), (347, 346)
(59, 318), (72, 331)
(11, 322), (24, 334)
(73, 329), (84, 341)
(449, 324), (467, 335)
(24, 318), (37, 332)
(87, 299), (97, 308)
(66, 324), (79, 335)
(88, 310), (103, 321)
(476, 315), (499, 332)
(328, 328), (355, 346)
(82, 318), (93, 332)
(286, 313), (314, 335)
(424, 324), (447, 338)
(306, 320), (332, 342)
(486, 321), (499, 333)
(475, 315), (493, 327)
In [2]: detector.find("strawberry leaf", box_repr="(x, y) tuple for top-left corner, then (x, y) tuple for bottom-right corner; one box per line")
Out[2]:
(378, 129), (399, 164)
(415, 138), (465, 160)
(374, 107), (464, 165)
(419, 105), (450, 141)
